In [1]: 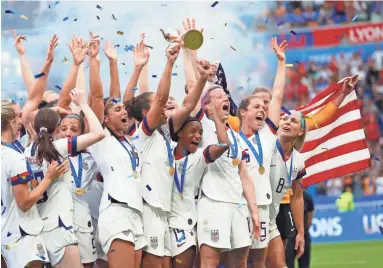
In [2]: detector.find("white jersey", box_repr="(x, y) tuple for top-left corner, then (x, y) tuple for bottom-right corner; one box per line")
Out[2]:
(1, 145), (43, 245)
(24, 138), (75, 232)
(133, 117), (174, 212)
(168, 148), (211, 230)
(84, 177), (104, 220)
(240, 123), (277, 206)
(88, 128), (142, 213)
(69, 152), (98, 232)
(269, 142), (306, 221)
(198, 111), (246, 204)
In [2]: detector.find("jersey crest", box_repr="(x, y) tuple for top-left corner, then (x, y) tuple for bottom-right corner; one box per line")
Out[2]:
(211, 229), (219, 242)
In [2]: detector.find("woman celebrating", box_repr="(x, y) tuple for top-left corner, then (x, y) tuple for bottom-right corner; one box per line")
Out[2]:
(124, 44), (180, 268)
(266, 76), (360, 268)
(1, 101), (68, 268)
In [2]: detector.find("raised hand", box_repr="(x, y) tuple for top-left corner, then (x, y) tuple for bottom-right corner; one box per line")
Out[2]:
(104, 40), (118, 62)
(69, 88), (87, 107)
(271, 37), (288, 62)
(88, 31), (100, 57)
(341, 74), (360, 95)
(46, 34), (59, 62)
(133, 33), (150, 67)
(178, 17), (204, 48)
(196, 59), (211, 79)
(12, 30), (27, 56)
(208, 62), (218, 82)
(67, 34), (87, 65)
(166, 44), (180, 64)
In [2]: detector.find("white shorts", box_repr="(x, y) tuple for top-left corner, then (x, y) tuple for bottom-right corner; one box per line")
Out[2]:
(98, 203), (146, 255)
(197, 196), (251, 251)
(250, 205), (270, 249)
(1, 234), (49, 268)
(75, 230), (98, 264)
(169, 227), (197, 257)
(42, 227), (78, 266)
(269, 220), (280, 241)
(143, 203), (172, 257)
(92, 218), (108, 261)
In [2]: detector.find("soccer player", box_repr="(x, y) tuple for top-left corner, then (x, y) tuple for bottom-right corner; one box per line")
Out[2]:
(124, 44), (180, 268)
(1, 101), (68, 268)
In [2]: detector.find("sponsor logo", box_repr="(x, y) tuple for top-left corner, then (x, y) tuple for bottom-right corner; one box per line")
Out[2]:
(362, 213), (383, 234)
(150, 236), (158, 249)
(211, 229), (219, 242)
(309, 217), (342, 238)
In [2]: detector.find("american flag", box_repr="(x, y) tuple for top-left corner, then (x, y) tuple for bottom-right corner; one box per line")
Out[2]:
(298, 79), (371, 187)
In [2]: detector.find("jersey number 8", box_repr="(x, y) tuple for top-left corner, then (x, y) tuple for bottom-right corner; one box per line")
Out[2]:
(276, 178), (285, 193)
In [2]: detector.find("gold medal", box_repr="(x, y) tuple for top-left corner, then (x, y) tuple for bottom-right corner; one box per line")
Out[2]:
(169, 166), (175, 176)
(258, 166), (265, 174)
(75, 188), (85, 195)
(133, 170), (139, 178)
(232, 158), (240, 166)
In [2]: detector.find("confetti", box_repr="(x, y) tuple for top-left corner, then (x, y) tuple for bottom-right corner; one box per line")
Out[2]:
(277, 21), (284, 26)
(117, 31), (124, 35)
(351, 15), (357, 22)
(5, 10), (15, 14)
(97, 16), (100, 20)
(120, 63), (125, 65)
(114, 44), (120, 48)
(111, 14), (117, 20)
(225, 23), (227, 26)
(74, 18), (77, 21)
(96, 4), (103, 10)
(124, 45), (135, 52)
(20, 15), (28, 20)
(281, 106), (291, 115)
(145, 45), (153, 49)
(295, 60), (300, 64)
(211, 1), (219, 7)
(34, 72), (45, 79)
(63, 17), (69, 21)
(230, 46), (236, 51)
(237, 86), (243, 90)
(290, 30), (297, 35)
(257, 25), (267, 31)
(175, 259), (182, 264)
(321, 148), (329, 151)
(152, 75), (157, 78)
(237, 204), (242, 208)
(130, 135), (139, 140)
(132, 87), (138, 92)
(285, 64), (294, 67)
(55, 85), (62, 90)
(146, 185), (152, 191)
(373, 156), (380, 161)
(171, 73), (177, 76)
(62, 57), (69, 62)
(49, 1), (60, 8)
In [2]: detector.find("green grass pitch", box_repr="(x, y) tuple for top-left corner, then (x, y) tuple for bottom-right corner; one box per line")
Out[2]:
(309, 240), (383, 267)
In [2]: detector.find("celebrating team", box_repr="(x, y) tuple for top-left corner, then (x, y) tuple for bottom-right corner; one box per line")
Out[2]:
(1, 18), (360, 268)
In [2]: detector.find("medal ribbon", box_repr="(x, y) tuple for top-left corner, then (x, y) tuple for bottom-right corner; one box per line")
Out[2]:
(12, 140), (25, 153)
(163, 135), (174, 169)
(174, 155), (188, 196)
(228, 127), (238, 159)
(68, 154), (83, 189)
(239, 131), (263, 168)
(276, 139), (293, 186)
(1, 141), (33, 175)
(118, 137), (137, 173)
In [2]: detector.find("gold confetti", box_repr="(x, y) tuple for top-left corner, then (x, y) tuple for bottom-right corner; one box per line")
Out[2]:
(117, 31), (124, 35)
(176, 259), (182, 264)
(303, 115), (318, 129)
(257, 25), (267, 31)
(285, 64), (294, 67)
(20, 15), (28, 20)
(62, 57), (69, 62)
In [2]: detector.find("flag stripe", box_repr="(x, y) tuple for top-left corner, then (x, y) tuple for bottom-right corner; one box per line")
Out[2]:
(302, 159), (371, 187)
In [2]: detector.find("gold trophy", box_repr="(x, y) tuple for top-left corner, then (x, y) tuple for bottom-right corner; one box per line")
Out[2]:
(160, 28), (203, 50)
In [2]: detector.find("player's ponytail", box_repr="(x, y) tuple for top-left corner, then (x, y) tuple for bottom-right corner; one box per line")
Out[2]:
(34, 108), (63, 165)
(124, 92), (153, 123)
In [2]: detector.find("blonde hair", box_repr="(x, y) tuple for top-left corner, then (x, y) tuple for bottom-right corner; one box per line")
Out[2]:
(1, 101), (16, 132)
(252, 87), (272, 97)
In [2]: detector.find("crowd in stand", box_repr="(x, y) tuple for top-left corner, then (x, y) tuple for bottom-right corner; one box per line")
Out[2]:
(266, 0), (383, 28)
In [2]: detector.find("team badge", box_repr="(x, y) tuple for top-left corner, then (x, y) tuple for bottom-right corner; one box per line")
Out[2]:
(150, 236), (158, 249)
(37, 243), (45, 256)
(82, 160), (89, 171)
(211, 229), (219, 242)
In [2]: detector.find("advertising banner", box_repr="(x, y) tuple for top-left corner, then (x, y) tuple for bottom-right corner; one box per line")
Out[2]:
(310, 208), (383, 243)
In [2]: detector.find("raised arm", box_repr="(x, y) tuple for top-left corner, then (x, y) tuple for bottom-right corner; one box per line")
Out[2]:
(70, 89), (105, 150)
(205, 103), (230, 160)
(145, 44), (180, 130)
(12, 30), (35, 94)
(21, 35), (58, 126)
(58, 35), (87, 111)
(170, 60), (210, 132)
(72, 62), (86, 115)
(138, 62), (149, 94)
(104, 40), (121, 99)
(88, 32), (104, 122)
(123, 34), (150, 102)
(268, 37), (288, 127)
